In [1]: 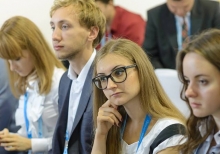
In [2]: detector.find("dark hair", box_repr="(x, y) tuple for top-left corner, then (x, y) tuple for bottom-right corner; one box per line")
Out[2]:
(176, 28), (220, 153)
(95, 0), (111, 4)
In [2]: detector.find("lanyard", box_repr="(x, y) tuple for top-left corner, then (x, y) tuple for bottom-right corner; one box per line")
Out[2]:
(121, 114), (152, 153)
(63, 131), (69, 154)
(24, 92), (44, 154)
(24, 92), (32, 139)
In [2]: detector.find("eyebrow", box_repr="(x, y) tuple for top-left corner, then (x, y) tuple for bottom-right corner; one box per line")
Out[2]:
(50, 19), (70, 25)
(96, 65), (124, 76)
(184, 74), (209, 79)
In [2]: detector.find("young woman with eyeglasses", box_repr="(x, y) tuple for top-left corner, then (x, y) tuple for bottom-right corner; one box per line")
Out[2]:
(91, 39), (186, 154)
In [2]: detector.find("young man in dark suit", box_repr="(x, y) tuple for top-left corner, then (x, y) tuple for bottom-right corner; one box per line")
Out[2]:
(50, 0), (106, 153)
(143, 0), (220, 69)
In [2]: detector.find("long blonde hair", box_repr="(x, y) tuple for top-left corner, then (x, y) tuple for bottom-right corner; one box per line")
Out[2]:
(93, 39), (185, 154)
(0, 16), (65, 97)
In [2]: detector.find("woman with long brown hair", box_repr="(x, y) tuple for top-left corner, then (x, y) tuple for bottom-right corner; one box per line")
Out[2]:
(177, 29), (220, 153)
(91, 38), (186, 154)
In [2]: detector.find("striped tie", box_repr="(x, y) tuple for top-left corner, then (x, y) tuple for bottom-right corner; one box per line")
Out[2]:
(182, 17), (188, 42)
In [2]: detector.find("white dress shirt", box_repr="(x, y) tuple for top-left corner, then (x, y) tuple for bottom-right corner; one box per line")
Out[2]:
(66, 49), (96, 136)
(121, 118), (186, 154)
(15, 67), (64, 153)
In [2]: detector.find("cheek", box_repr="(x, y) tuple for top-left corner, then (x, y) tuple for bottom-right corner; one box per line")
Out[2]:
(103, 90), (110, 99)
(202, 86), (220, 105)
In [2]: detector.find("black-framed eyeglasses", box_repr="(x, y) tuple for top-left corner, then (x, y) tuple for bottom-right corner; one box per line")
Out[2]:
(92, 64), (137, 90)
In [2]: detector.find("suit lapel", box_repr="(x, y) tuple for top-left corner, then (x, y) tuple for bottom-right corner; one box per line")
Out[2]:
(191, 0), (203, 34)
(59, 76), (72, 139)
(162, 5), (178, 50)
(55, 72), (72, 150)
(70, 65), (93, 134)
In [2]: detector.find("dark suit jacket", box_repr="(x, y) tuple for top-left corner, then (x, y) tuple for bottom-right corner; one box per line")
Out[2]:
(0, 59), (19, 154)
(52, 66), (93, 154)
(142, 0), (220, 69)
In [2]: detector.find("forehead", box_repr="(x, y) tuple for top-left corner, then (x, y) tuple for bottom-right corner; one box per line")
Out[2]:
(168, 0), (192, 7)
(50, 5), (78, 24)
(97, 53), (131, 72)
(183, 52), (219, 76)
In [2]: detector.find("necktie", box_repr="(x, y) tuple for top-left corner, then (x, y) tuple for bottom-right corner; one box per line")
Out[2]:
(182, 17), (188, 42)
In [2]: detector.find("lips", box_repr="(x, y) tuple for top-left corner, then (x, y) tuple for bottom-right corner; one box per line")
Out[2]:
(53, 45), (64, 51)
(190, 102), (201, 108)
(111, 92), (122, 97)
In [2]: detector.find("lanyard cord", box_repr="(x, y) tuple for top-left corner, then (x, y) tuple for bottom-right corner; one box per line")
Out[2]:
(121, 114), (152, 153)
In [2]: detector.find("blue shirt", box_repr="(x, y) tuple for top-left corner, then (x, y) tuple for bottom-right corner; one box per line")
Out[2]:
(175, 12), (191, 51)
(195, 119), (220, 154)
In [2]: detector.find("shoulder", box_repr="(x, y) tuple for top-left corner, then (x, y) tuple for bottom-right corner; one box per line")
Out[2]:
(148, 3), (167, 15)
(115, 6), (144, 23)
(195, 0), (219, 12)
(53, 67), (65, 81)
(151, 118), (186, 153)
(46, 67), (65, 97)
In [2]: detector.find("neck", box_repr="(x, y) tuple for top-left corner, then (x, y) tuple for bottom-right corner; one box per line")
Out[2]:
(106, 7), (116, 30)
(212, 114), (220, 131)
(123, 98), (146, 124)
(69, 47), (93, 75)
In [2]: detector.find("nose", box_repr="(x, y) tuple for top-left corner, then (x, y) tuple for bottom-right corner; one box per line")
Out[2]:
(185, 84), (197, 98)
(52, 27), (62, 42)
(106, 77), (117, 89)
(8, 60), (16, 72)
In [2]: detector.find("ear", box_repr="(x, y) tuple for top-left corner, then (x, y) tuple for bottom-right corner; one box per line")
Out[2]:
(88, 26), (99, 42)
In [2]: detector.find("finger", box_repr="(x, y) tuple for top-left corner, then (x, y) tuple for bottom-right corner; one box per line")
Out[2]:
(4, 145), (17, 151)
(2, 129), (9, 135)
(97, 115), (115, 126)
(101, 107), (122, 122)
(101, 100), (112, 107)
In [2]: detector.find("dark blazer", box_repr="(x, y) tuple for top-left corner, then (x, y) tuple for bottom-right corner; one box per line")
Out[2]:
(52, 66), (93, 154)
(0, 59), (19, 154)
(142, 0), (220, 69)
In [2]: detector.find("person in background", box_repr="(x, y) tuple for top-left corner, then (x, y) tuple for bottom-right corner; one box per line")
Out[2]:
(177, 29), (220, 154)
(0, 58), (19, 154)
(143, 0), (220, 69)
(91, 38), (186, 154)
(95, 0), (145, 48)
(50, 0), (105, 153)
(0, 16), (65, 153)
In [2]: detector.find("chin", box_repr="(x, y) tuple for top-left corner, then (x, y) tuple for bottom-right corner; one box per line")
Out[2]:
(193, 111), (208, 118)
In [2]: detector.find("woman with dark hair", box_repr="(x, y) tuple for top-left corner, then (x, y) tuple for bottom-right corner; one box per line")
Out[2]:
(177, 29), (220, 154)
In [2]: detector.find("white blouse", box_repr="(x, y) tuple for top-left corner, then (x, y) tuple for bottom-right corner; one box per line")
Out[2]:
(121, 118), (185, 154)
(15, 67), (64, 153)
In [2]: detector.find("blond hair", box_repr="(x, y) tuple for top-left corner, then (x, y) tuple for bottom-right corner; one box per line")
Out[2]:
(0, 16), (65, 97)
(93, 38), (185, 154)
(50, 0), (106, 47)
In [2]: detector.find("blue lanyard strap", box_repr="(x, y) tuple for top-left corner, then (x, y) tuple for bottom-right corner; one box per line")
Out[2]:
(121, 114), (152, 153)
(63, 131), (69, 154)
(24, 92), (32, 139)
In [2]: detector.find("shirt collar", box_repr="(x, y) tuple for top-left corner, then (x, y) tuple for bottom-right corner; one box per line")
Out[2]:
(199, 117), (220, 145)
(67, 49), (96, 82)
(175, 12), (191, 21)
